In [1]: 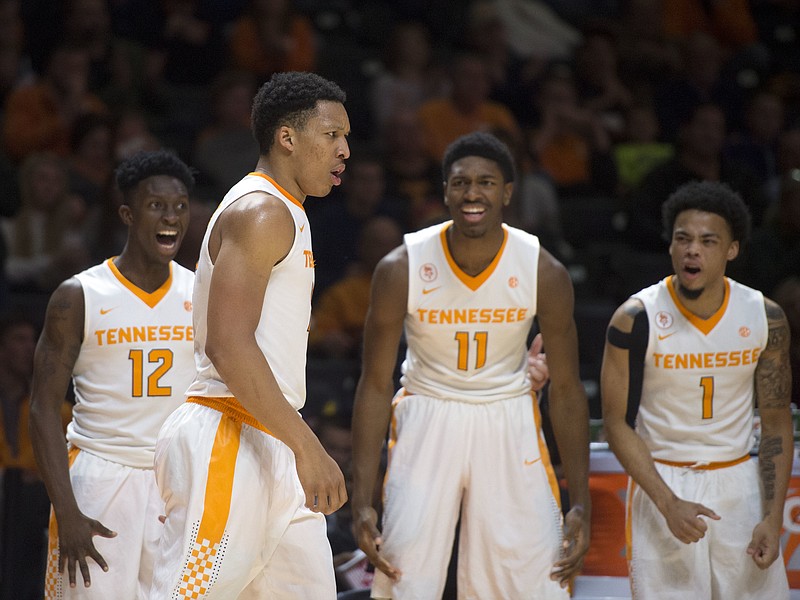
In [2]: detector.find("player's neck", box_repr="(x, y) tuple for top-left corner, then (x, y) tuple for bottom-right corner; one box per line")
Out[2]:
(113, 253), (171, 294)
(673, 276), (727, 320)
(446, 225), (504, 277)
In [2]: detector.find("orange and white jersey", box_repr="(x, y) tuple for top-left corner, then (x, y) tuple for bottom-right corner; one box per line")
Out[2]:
(633, 276), (767, 463)
(401, 221), (538, 403)
(68, 259), (196, 468)
(187, 172), (314, 411)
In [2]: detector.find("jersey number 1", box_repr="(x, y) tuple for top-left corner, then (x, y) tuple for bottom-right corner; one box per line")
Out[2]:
(455, 331), (488, 370)
(129, 348), (173, 397)
(700, 376), (714, 419)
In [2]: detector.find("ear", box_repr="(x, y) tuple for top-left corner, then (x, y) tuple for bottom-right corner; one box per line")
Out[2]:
(503, 182), (513, 206)
(278, 125), (295, 152)
(118, 203), (134, 226)
(726, 240), (739, 262)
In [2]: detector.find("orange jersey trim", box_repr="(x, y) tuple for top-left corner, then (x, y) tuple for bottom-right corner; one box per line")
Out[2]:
(106, 258), (173, 308)
(666, 275), (730, 335)
(249, 171), (305, 211)
(654, 454), (750, 470)
(439, 223), (508, 291)
(187, 396), (273, 436)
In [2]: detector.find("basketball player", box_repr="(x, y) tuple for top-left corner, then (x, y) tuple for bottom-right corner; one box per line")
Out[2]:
(601, 180), (792, 599)
(149, 72), (349, 598)
(29, 150), (197, 598)
(351, 131), (591, 598)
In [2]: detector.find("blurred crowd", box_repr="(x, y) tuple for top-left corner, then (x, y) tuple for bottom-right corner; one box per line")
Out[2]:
(1, 0), (800, 595)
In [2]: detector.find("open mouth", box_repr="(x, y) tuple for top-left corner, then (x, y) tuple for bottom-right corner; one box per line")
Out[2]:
(156, 230), (179, 248)
(461, 204), (486, 221)
(331, 164), (345, 186)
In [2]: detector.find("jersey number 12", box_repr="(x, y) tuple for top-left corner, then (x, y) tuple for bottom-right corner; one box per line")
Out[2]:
(129, 348), (174, 397)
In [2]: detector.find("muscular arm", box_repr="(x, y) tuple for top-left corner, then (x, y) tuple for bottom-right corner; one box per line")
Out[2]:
(350, 246), (407, 581)
(205, 194), (345, 514)
(535, 249), (591, 584)
(749, 298), (793, 569)
(601, 299), (719, 544)
(29, 279), (116, 587)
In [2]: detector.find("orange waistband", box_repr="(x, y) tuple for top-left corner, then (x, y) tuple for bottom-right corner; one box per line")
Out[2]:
(187, 396), (272, 436)
(654, 454), (750, 470)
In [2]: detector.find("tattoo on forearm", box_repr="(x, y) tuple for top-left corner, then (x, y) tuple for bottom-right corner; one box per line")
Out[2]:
(756, 321), (791, 409)
(759, 435), (783, 507)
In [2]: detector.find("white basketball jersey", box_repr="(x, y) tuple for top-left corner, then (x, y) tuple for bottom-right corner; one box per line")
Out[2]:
(68, 259), (196, 468)
(633, 276), (767, 462)
(187, 172), (314, 411)
(401, 222), (538, 402)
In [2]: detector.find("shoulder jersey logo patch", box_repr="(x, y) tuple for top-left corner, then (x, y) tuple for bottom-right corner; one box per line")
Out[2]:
(184, 301), (193, 312)
(420, 263), (438, 283)
(299, 223), (306, 232)
(739, 326), (750, 337)
(655, 311), (673, 329)
(508, 276), (518, 288)
(100, 307), (116, 315)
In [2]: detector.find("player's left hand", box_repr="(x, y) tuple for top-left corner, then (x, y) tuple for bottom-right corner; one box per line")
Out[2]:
(550, 504), (589, 588)
(747, 519), (781, 569)
(527, 333), (549, 392)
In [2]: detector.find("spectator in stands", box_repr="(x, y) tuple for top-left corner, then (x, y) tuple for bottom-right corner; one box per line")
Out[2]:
(1, 153), (91, 293)
(416, 51), (521, 163)
(380, 108), (444, 231)
(67, 113), (114, 209)
(526, 66), (616, 198)
(0, 0), (32, 114)
(227, 0), (317, 79)
(724, 89), (785, 186)
(662, 0), (759, 56)
(112, 108), (162, 162)
(63, 0), (114, 91)
(308, 152), (405, 296)
(310, 216), (403, 360)
(0, 312), (71, 600)
(627, 102), (766, 250)
(573, 26), (633, 143)
(654, 31), (744, 142)
(764, 125), (800, 209)
(369, 20), (445, 137)
(613, 102), (674, 198)
(2, 42), (107, 163)
(734, 168), (800, 297)
(193, 70), (259, 201)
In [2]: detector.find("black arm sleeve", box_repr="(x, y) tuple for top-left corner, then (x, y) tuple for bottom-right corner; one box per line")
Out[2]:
(606, 309), (649, 428)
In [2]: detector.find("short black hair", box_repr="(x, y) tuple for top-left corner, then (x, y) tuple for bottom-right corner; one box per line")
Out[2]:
(661, 180), (751, 244)
(115, 150), (195, 203)
(251, 71), (346, 154)
(442, 131), (515, 184)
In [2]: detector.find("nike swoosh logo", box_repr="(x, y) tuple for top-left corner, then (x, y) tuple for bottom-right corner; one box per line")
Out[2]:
(657, 332), (675, 340)
(524, 458), (541, 466)
(100, 307), (116, 315)
(422, 286), (440, 295)
(299, 224), (306, 232)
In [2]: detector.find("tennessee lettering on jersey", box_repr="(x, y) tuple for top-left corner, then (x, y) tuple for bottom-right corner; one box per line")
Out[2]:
(415, 307), (528, 324)
(93, 325), (194, 346)
(303, 249), (315, 268)
(652, 347), (762, 369)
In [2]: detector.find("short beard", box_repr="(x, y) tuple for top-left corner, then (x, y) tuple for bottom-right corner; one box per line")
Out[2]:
(676, 281), (704, 301)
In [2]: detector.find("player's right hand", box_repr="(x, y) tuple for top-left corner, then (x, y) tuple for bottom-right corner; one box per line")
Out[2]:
(56, 511), (117, 588)
(353, 506), (402, 582)
(294, 446), (347, 515)
(662, 496), (720, 544)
